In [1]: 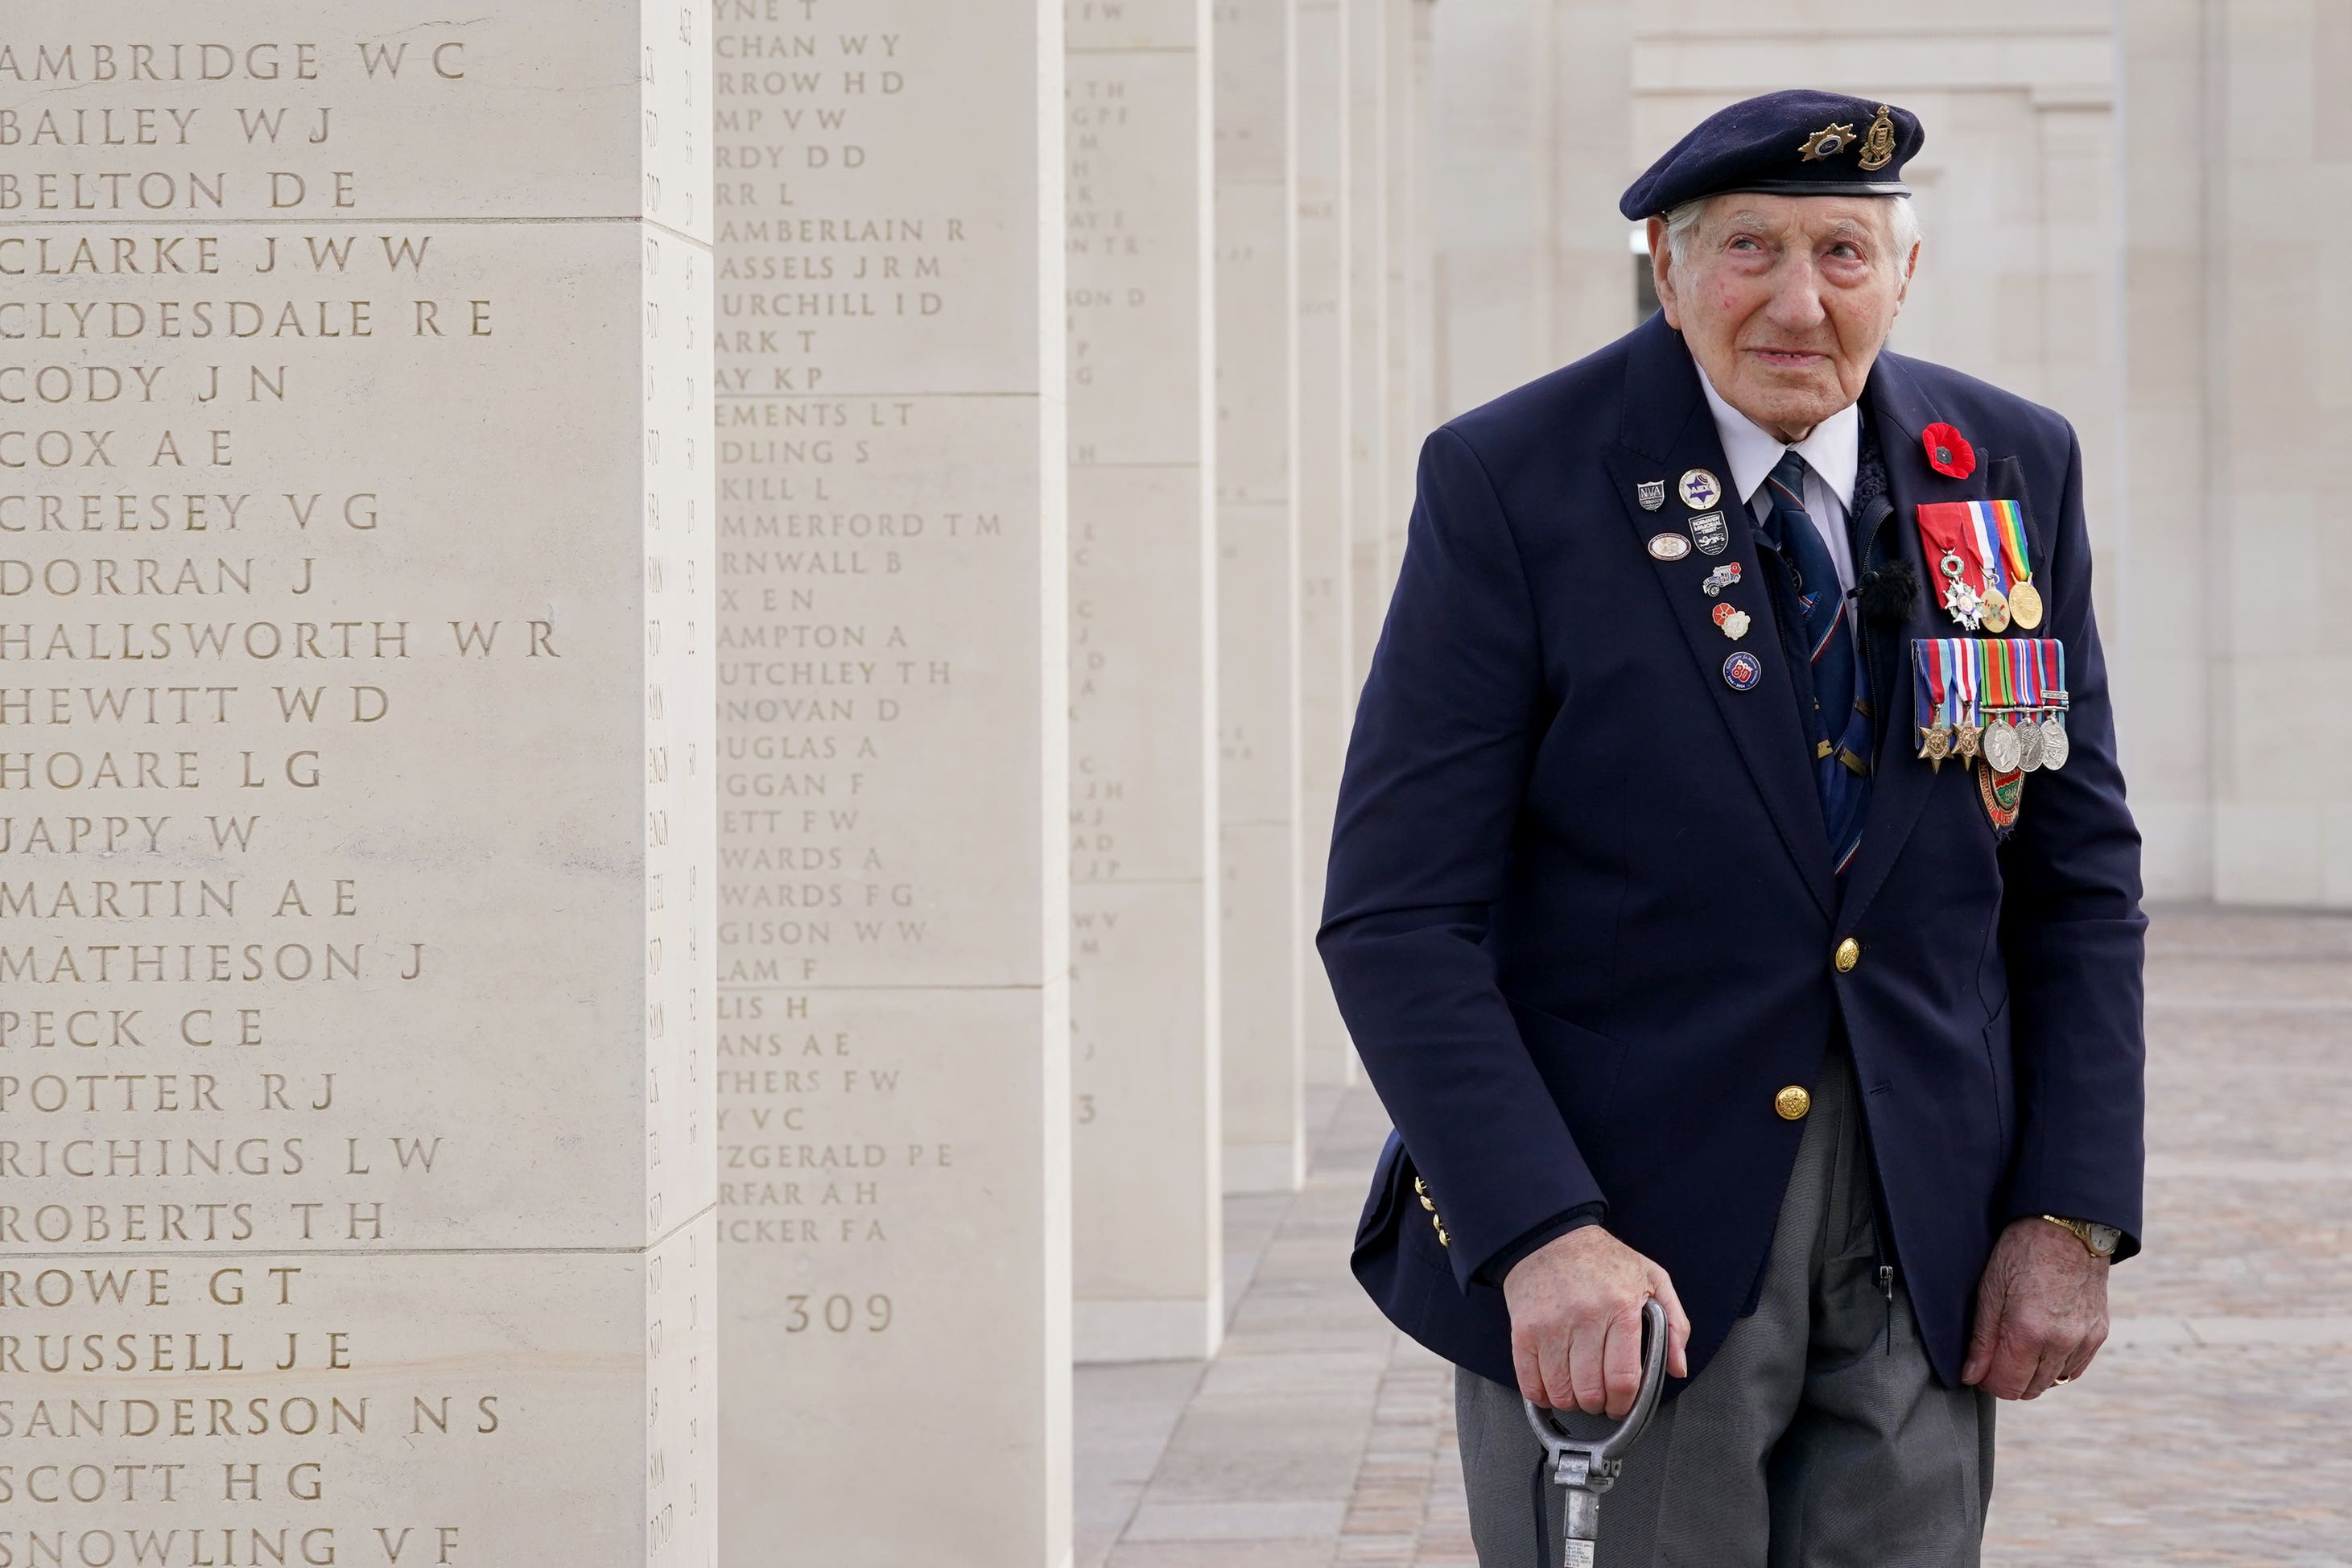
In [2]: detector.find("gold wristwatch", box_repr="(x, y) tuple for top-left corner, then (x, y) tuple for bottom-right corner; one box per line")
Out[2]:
(2041, 1215), (2121, 1258)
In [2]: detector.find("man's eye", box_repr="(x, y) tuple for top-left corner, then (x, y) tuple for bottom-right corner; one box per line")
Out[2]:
(1827, 244), (1860, 260)
(1729, 237), (1760, 251)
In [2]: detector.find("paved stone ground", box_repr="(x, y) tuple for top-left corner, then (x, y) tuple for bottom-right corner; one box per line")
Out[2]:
(1076, 906), (2352, 1566)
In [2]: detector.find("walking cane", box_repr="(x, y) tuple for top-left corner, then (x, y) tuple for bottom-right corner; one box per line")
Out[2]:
(1521, 1297), (1669, 1568)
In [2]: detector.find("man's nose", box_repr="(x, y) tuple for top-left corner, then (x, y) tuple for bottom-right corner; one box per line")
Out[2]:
(1764, 262), (1829, 331)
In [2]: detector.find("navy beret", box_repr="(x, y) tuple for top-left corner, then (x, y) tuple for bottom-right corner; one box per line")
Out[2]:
(1619, 90), (1924, 220)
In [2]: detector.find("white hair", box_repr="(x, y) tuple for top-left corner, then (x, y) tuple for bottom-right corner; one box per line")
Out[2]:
(1661, 192), (1920, 271)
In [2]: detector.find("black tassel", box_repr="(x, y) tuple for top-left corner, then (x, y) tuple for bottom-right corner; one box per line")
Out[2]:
(1855, 559), (1919, 624)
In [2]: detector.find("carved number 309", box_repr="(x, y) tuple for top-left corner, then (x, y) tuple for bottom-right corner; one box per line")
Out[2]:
(784, 1294), (893, 1334)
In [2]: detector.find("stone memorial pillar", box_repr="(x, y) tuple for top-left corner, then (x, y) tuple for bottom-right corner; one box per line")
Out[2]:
(1215, 0), (1310, 1196)
(1381, 0), (1423, 613)
(711, 2), (1072, 1562)
(1296, 0), (1358, 1089)
(1, 4), (716, 1565)
(1065, 0), (1223, 1361)
(2115, 0), (2213, 901)
(1344, 0), (1389, 708)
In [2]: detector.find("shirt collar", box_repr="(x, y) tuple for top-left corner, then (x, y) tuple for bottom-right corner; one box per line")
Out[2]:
(1691, 354), (1859, 512)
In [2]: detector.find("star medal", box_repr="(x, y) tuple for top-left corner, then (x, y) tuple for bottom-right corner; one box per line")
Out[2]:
(1986, 499), (2043, 629)
(1712, 602), (1752, 641)
(1911, 638), (1954, 770)
(1953, 638), (1982, 765)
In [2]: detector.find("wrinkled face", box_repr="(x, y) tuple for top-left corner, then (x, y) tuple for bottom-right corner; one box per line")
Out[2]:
(1649, 193), (1917, 441)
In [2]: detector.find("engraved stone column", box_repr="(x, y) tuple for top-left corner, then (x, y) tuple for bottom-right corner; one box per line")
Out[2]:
(1344, 0), (1390, 709)
(711, 1), (1072, 1562)
(1215, 0), (1309, 1196)
(1, 5), (716, 1566)
(1297, 0), (1358, 1088)
(1067, 0), (1223, 1360)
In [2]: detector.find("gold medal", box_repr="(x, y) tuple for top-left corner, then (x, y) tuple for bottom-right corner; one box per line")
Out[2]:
(2007, 579), (2044, 629)
(1924, 722), (1952, 770)
(1977, 585), (2010, 634)
(1956, 722), (1981, 764)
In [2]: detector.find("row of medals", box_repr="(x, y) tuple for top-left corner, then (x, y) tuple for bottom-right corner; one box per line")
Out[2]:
(1922, 706), (2069, 774)
(1929, 544), (2061, 770)
(1935, 552), (2043, 633)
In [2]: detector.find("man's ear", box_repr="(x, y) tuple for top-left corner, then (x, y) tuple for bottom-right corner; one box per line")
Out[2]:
(1894, 239), (1920, 312)
(1647, 217), (1680, 328)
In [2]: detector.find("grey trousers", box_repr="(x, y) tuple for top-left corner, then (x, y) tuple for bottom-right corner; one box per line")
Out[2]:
(1456, 1047), (1995, 1567)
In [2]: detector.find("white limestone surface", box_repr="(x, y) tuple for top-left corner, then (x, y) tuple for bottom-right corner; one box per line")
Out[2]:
(0, 3), (716, 1563)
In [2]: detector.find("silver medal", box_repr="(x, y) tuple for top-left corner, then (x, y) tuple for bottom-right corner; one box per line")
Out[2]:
(1982, 717), (2022, 774)
(2016, 715), (2045, 772)
(2039, 716), (2069, 771)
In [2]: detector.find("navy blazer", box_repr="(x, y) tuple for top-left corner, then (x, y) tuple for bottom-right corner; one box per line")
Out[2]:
(1318, 312), (2145, 1395)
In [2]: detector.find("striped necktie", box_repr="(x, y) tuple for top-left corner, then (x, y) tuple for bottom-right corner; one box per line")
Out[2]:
(1754, 451), (1871, 877)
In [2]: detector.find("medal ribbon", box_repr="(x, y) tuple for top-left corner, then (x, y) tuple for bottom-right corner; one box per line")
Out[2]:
(2038, 638), (2066, 708)
(1968, 503), (2010, 599)
(1990, 499), (2034, 588)
(1914, 503), (1990, 595)
(1954, 638), (1978, 731)
(1912, 639), (1939, 741)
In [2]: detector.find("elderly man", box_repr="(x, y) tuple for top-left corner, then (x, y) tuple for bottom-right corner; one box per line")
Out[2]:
(1320, 92), (2144, 1563)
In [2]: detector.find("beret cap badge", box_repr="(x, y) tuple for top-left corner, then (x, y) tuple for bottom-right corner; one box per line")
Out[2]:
(1857, 105), (1898, 172)
(1798, 122), (1858, 163)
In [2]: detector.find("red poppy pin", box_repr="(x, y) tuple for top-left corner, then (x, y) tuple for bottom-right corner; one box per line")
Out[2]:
(1922, 422), (1976, 479)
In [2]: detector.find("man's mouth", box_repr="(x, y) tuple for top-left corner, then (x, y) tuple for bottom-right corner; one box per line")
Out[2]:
(1748, 348), (1829, 368)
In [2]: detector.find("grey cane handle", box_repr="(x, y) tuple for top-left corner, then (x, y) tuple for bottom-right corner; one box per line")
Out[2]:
(1521, 1295), (1669, 1557)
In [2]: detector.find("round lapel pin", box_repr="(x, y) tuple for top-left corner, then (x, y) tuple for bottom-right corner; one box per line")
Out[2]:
(1647, 532), (1691, 561)
(1679, 468), (1723, 510)
(1712, 603), (1752, 641)
(1723, 651), (1762, 691)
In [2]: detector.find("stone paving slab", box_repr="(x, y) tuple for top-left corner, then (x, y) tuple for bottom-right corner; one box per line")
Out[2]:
(1076, 906), (2352, 1565)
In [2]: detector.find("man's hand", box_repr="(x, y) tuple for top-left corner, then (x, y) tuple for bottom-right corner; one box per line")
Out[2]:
(1961, 1216), (2110, 1399)
(1502, 1226), (1691, 1417)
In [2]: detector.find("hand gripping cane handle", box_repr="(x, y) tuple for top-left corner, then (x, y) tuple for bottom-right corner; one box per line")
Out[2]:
(1521, 1297), (1669, 1568)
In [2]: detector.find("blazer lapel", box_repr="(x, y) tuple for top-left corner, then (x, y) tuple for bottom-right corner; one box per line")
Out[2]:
(1835, 353), (1981, 927)
(1606, 317), (1836, 920)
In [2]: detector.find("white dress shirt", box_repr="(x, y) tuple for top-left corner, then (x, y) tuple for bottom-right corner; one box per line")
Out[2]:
(1694, 360), (1860, 596)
